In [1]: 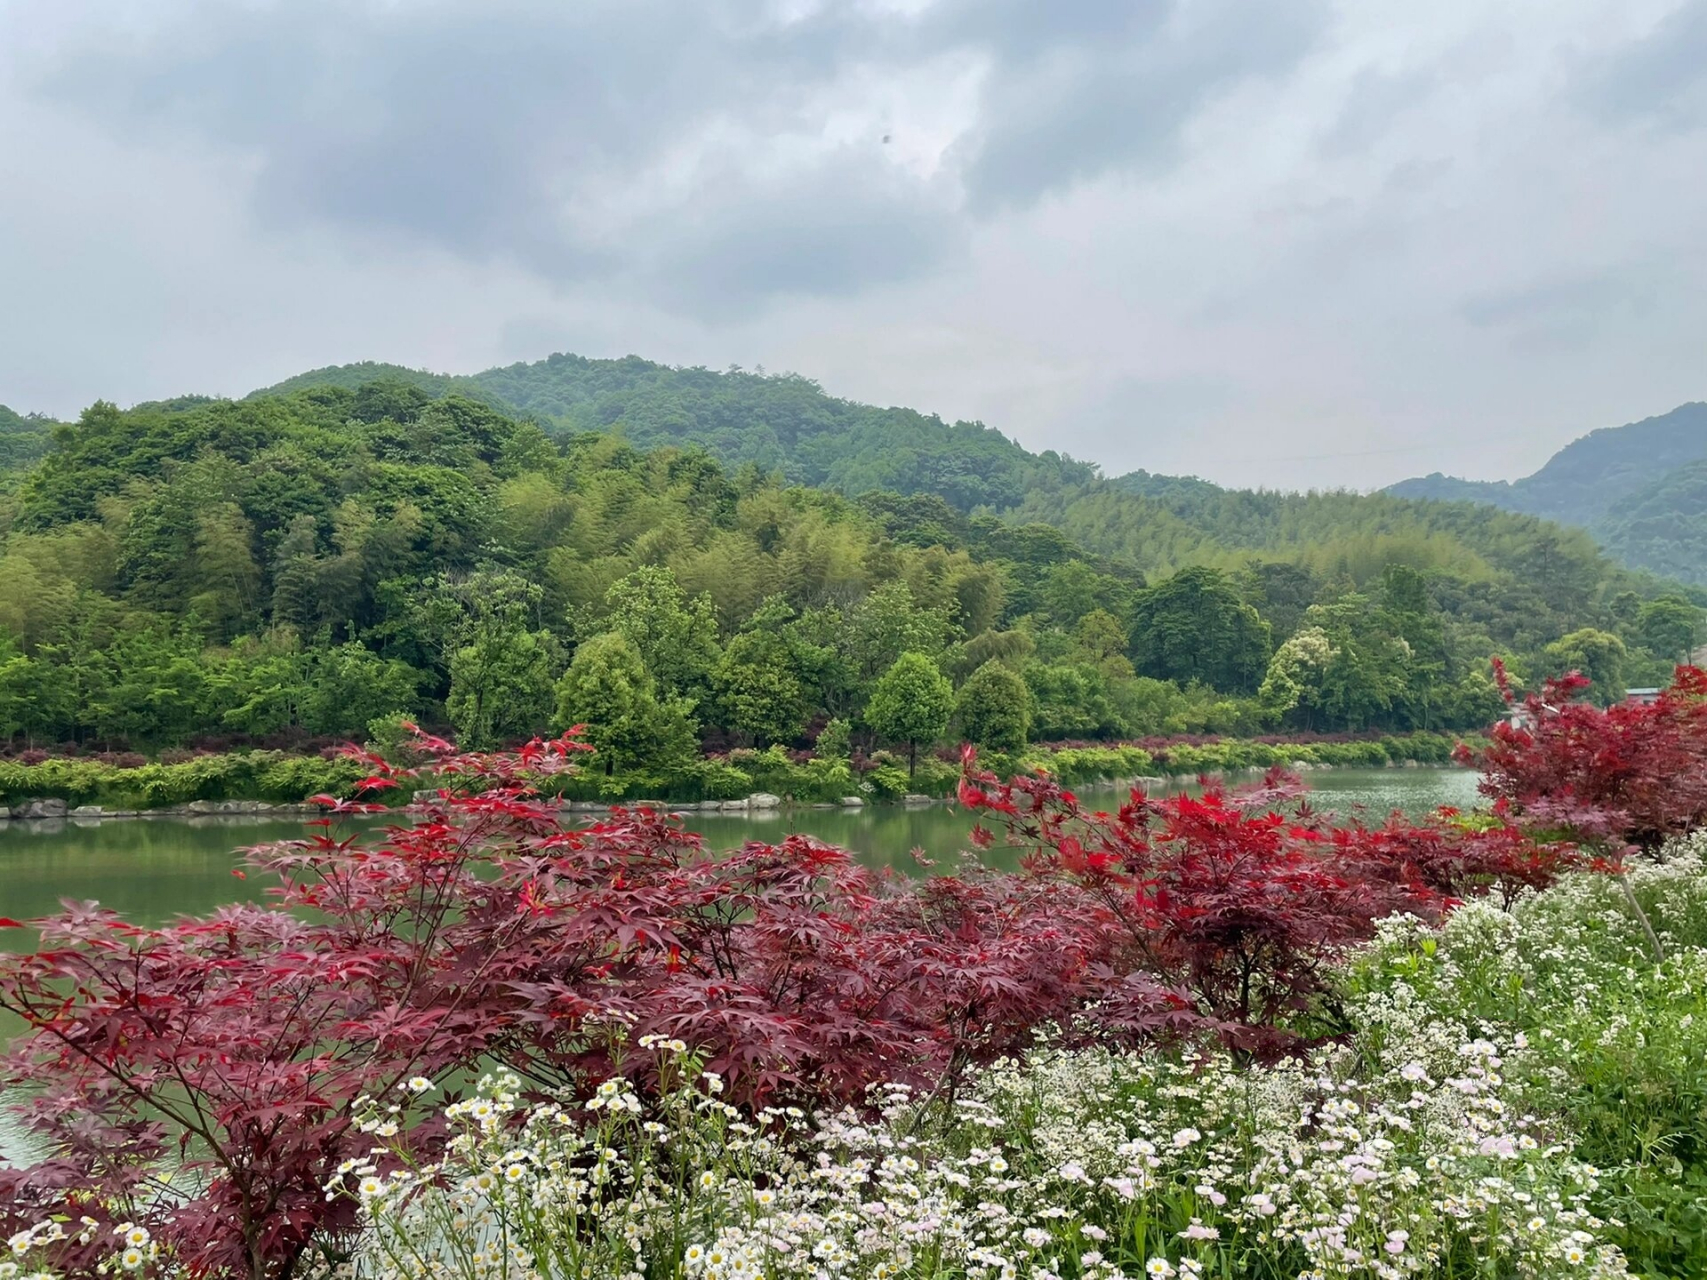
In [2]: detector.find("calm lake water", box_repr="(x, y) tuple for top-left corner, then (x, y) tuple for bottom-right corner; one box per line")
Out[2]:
(0, 767), (1482, 935)
(0, 766), (1481, 1166)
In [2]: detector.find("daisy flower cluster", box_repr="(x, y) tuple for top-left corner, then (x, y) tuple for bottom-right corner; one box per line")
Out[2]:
(969, 1032), (1626, 1280)
(5, 1220), (160, 1280)
(1348, 849), (1707, 1277)
(325, 1021), (1629, 1280)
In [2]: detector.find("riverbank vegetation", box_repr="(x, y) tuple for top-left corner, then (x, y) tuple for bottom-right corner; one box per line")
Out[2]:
(0, 377), (1699, 771)
(0, 730), (1473, 812)
(5, 670), (1707, 1279)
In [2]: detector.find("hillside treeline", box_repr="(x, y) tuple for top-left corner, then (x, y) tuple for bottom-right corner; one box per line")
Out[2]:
(0, 379), (1697, 768)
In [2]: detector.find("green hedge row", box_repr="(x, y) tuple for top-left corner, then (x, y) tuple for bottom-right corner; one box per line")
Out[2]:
(0, 734), (1478, 812)
(0, 752), (371, 810)
(541, 749), (962, 806)
(1144, 731), (1471, 776)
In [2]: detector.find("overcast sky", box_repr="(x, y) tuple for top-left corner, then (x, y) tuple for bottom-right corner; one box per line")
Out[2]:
(3, 0), (1705, 490)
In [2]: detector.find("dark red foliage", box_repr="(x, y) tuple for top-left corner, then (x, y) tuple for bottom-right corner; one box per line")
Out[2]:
(0, 728), (1183, 1280)
(1463, 664), (1707, 851)
(957, 753), (1568, 1046)
(0, 732), (589, 1280)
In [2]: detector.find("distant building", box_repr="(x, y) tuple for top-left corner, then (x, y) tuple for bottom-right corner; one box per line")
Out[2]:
(1625, 687), (1663, 706)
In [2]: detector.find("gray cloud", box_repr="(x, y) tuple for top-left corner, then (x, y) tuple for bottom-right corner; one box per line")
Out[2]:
(25, 0), (1325, 317)
(1580, 0), (1707, 128)
(956, 1), (1327, 210)
(1459, 266), (1663, 355)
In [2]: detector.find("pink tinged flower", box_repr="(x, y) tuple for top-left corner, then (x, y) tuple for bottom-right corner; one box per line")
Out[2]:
(1178, 1219), (1220, 1241)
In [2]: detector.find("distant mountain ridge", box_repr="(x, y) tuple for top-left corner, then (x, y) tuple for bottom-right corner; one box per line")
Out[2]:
(1387, 402), (1707, 583)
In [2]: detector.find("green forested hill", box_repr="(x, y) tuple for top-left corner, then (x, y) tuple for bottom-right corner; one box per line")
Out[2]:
(0, 364), (1699, 759)
(258, 353), (1092, 511)
(252, 355), (1671, 595)
(0, 404), (53, 477)
(1388, 402), (1707, 582)
(1596, 460), (1707, 586)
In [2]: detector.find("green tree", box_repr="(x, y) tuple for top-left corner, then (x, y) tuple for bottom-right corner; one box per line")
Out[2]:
(88, 625), (209, 745)
(447, 629), (557, 748)
(1542, 627), (1628, 705)
(1377, 565), (1447, 728)
(845, 581), (952, 692)
(599, 566), (721, 708)
(955, 659), (1031, 752)
(713, 635), (809, 747)
(1129, 567), (1271, 694)
(1258, 626), (1337, 729)
(299, 642), (422, 738)
(269, 515), (326, 632)
(553, 631), (698, 775)
(1022, 661), (1124, 739)
(189, 502), (263, 640)
(1037, 559), (1107, 630)
(444, 573), (560, 747)
(866, 651), (954, 776)
(1635, 595), (1701, 665)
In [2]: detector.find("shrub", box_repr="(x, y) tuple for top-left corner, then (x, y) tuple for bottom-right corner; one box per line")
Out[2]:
(958, 753), (1568, 1043)
(0, 752), (370, 810)
(1465, 663), (1707, 851)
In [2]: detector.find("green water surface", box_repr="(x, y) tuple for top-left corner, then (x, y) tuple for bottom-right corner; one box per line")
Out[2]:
(0, 768), (1481, 932)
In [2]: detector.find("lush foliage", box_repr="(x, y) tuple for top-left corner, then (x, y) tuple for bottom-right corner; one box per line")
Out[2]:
(1348, 846), (1707, 1278)
(0, 750), (368, 810)
(956, 756), (1565, 1044)
(865, 652), (955, 775)
(12, 704), (1707, 1279)
(0, 368), (1694, 769)
(0, 731), (1475, 812)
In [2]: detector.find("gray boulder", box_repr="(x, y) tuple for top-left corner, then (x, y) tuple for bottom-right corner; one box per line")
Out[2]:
(839, 795), (865, 808)
(748, 792), (782, 810)
(14, 797), (68, 819)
